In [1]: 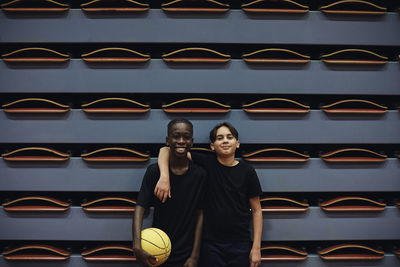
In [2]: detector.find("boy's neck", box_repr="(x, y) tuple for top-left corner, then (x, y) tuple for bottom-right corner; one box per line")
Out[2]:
(169, 153), (190, 175)
(217, 154), (239, 167)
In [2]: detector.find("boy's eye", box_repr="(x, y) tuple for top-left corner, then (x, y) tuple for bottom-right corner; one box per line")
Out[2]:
(171, 135), (191, 140)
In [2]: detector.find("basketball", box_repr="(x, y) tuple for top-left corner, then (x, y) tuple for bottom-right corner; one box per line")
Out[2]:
(141, 228), (171, 266)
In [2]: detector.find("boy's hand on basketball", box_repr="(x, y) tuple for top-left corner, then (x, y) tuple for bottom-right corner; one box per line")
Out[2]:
(154, 174), (171, 203)
(183, 257), (198, 267)
(133, 248), (157, 266)
(249, 248), (261, 267)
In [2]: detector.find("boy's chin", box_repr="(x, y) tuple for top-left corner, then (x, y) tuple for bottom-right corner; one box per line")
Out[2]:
(218, 150), (235, 156)
(217, 151), (235, 157)
(171, 149), (188, 158)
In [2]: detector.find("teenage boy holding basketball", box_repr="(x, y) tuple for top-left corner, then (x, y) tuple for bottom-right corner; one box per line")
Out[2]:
(133, 119), (207, 267)
(155, 122), (263, 267)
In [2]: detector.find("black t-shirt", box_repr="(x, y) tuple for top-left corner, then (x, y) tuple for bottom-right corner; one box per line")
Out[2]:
(137, 162), (206, 265)
(191, 152), (262, 242)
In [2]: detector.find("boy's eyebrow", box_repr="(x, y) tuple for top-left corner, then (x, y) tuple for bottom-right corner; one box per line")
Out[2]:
(216, 133), (233, 137)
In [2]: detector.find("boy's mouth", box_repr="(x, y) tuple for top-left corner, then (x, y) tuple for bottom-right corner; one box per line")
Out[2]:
(174, 147), (187, 153)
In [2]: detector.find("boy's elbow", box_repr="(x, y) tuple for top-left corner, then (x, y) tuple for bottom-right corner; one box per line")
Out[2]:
(252, 207), (262, 215)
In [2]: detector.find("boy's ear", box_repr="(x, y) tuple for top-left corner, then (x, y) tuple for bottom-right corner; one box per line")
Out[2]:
(236, 140), (240, 148)
(166, 136), (170, 146)
(210, 143), (215, 151)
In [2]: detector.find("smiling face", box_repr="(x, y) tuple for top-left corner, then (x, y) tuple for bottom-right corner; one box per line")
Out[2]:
(166, 122), (193, 158)
(210, 126), (240, 157)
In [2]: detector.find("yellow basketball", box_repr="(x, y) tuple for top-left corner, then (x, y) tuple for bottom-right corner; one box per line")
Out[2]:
(141, 228), (171, 266)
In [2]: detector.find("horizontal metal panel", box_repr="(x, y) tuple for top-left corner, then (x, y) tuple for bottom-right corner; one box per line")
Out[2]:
(1, 110), (399, 144)
(0, 254), (399, 267)
(0, 158), (154, 192)
(1, 60), (399, 95)
(244, 159), (400, 192)
(1, 159), (399, 193)
(262, 207), (400, 241)
(0, 256), (142, 267)
(1, 11), (400, 45)
(0, 207), (152, 241)
(0, 207), (399, 241)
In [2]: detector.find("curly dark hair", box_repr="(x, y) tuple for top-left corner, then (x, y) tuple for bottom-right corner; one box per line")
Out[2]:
(167, 118), (193, 136)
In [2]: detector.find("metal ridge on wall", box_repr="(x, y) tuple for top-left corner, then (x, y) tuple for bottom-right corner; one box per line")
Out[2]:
(1, 11), (400, 45)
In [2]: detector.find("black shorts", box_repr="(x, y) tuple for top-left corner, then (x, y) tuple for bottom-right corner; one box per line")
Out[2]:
(199, 240), (252, 267)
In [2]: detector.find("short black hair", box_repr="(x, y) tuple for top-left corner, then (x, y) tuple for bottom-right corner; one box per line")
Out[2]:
(167, 118), (193, 136)
(209, 122), (238, 143)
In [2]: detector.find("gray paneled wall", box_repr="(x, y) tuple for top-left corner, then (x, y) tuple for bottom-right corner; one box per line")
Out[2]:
(1, 110), (400, 143)
(1, 61), (399, 95)
(1, 11), (400, 45)
(1, 1), (400, 266)
(1, 159), (400, 192)
(1, 207), (399, 241)
(1, 255), (399, 267)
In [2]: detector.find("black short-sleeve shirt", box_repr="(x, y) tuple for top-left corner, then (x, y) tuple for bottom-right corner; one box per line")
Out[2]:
(137, 162), (206, 265)
(191, 152), (262, 242)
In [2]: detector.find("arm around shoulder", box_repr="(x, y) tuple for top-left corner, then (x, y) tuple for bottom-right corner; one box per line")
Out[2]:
(154, 146), (171, 203)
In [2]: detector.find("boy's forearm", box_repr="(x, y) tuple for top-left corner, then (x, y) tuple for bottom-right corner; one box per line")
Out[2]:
(132, 205), (145, 249)
(158, 147), (170, 180)
(190, 210), (204, 260)
(251, 208), (262, 250)
(250, 197), (263, 250)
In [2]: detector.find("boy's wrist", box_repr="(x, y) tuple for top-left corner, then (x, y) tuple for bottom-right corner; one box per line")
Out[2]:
(251, 242), (261, 250)
(188, 255), (199, 262)
(190, 252), (199, 260)
(188, 248), (200, 261)
(133, 237), (142, 250)
(160, 175), (170, 181)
